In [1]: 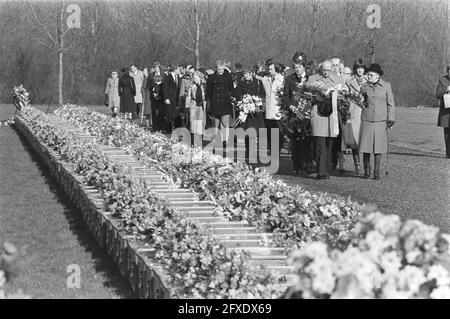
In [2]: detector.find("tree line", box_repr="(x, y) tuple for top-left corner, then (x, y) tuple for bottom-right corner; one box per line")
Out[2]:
(0, 0), (447, 107)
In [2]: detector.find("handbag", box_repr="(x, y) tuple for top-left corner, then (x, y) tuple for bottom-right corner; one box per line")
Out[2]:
(317, 98), (333, 117)
(104, 94), (109, 106)
(444, 93), (450, 109)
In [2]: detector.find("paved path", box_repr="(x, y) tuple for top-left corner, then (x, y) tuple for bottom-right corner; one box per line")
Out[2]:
(276, 145), (450, 232)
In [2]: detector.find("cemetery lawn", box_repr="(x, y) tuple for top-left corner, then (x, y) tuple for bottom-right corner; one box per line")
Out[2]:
(0, 104), (135, 298)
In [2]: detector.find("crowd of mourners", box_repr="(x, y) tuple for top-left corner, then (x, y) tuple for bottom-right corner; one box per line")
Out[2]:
(104, 51), (399, 180)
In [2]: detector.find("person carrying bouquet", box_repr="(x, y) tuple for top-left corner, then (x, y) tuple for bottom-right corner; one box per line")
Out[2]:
(234, 66), (266, 159)
(282, 60), (313, 175)
(306, 60), (341, 180)
(343, 58), (367, 175)
(359, 63), (395, 180)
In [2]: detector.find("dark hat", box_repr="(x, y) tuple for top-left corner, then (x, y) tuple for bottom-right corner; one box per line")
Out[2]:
(353, 58), (367, 73)
(292, 51), (306, 65)
(366, 63), (383, 76)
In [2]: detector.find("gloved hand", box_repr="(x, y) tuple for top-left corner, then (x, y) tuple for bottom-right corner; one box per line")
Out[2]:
(387, 120), (395, 129)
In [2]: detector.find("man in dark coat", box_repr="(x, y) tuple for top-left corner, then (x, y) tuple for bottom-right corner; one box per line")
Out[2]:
(436, 65), (450, 158)
(162, 64), (181, 133)
(282, 61), (313, 175)
(118, 67), (136, 120)
(206, 60), (234, 148)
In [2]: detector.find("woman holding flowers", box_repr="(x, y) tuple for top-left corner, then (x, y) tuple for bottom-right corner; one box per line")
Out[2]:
(343, 59), (367, 175)
(186, 71), (207, 147)
(234, 66), (266, 157)
(359, 63), (395, 180)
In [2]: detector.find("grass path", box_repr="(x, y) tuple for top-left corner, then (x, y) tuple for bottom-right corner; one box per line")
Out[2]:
(0, 106), (135, 298)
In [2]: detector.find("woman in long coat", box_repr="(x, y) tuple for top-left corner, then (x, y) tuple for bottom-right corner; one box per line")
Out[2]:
(436, 65), (450, 158)
(105, 71), (120, 117)
(119, 68), (136, 119)
(343, 59), (367, 174)
(142, 68), (152, 127)
(186, 71), (207, 147)
(359, 63), (395, 180)
(234, 67), (266, 158)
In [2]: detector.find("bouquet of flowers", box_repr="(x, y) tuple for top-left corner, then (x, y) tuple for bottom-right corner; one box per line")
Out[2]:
(10, 85), (30, 111)
(234, 94), (264, 126)
(301, 82), (365, 123)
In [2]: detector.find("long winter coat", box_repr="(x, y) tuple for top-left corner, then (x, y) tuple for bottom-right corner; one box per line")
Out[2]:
(105, 77), (120, 108)
(343, 75), (366, 149)
(206, 71), (234, 117)
(307, 73), (342, 137)
(130, 70), (144, 104)
(436, 74), (450, 128)
(234, 77), (266, 131)
(162, 72), (180, 122)
(259, 73), (284, 120)
(359, 79), (395, 154)
(143, 75), (152, 116)
(118, 73), (136, 113)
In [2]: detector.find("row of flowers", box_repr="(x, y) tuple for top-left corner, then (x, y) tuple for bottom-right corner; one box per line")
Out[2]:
(285, 212), (450, 298)
(19, 104), (450, 298)
(19, 106), (286, 298)
(54, 104), (362, 251)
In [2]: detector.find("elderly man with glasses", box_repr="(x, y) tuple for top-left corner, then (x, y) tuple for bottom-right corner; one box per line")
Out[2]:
(307, 60), (343, 179)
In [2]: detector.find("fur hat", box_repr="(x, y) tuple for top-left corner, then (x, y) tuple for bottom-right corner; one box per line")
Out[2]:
(366, 63), (383, 76)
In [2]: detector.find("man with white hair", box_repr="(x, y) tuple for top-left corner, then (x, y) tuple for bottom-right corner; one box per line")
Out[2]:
(307, 60), (341, 179)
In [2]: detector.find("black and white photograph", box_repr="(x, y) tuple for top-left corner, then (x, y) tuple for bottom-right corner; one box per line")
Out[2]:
(0, 0), (449, 304)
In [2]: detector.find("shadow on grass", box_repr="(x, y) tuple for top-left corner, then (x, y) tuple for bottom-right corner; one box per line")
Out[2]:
(14, 126), (137, 299)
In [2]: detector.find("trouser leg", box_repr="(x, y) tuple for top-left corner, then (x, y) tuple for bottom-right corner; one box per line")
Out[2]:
(363, 153), (371, 178)
(315, 137), (327, 176)
(374, 153), (382, 179)
(352, 149), (360, 174)
(445, 127), (450, 158)
(326, 137), (334, 176)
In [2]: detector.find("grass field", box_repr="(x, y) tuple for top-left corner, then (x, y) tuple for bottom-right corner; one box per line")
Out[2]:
(0, 104), (135, 298)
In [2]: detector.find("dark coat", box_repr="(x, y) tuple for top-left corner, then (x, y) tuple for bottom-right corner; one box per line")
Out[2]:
(142, 75), (152, 116)
(234, 77), (265, 100)
(436, 74), (450, 128)
(118, 73), (136, 113)
(282, 72), (308, 107)
(206, 71), (234, 116)
(148, 72), (165, 102)
(162, 72), (180, 122)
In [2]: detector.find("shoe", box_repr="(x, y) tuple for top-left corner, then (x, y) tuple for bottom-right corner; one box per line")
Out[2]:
(373, 175), (380, 180)
(314, 174), (324, 180)
(338, 169), (345, 175)
(354, 163), (361, 175)
(363, 154), (371, 179)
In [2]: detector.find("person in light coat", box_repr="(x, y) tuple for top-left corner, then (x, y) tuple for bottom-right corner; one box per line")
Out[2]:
(359, 63), (395, 180)
(105, 70), (120, 117)
(343, 59), (367, 174)
(307, 60), (343, 179)
(130, 64), (144, 119)
(257, 62), (285, 154)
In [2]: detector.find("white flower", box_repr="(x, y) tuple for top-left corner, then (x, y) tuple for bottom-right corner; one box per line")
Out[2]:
(396, 266), (427, 295)
(430, 286), (450, 299)
(427, 265), (450, 287)
(379, 251), (402, 275)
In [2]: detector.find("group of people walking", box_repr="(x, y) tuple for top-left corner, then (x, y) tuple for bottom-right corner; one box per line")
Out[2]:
(104, 52), (399, 180)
